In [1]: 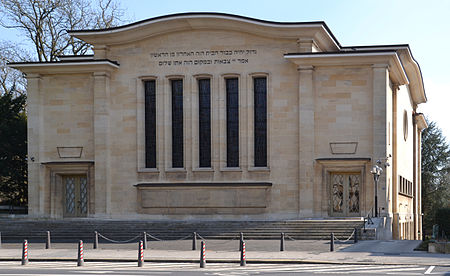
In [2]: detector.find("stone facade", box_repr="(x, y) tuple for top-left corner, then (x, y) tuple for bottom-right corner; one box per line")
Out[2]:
(10, 13), (427, 240)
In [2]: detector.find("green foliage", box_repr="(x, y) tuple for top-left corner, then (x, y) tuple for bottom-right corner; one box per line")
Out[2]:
(435, 207), (450, 238)
(0, 91), (27, 206)
(421, 120), (450, 237)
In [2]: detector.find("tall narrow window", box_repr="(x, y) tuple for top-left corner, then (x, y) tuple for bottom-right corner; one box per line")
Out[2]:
(171, 79), (183, 168)
(198, 78), (211, 167)
(254, 77), (267, 167)
(144, 80), (156, 168)
(226, 78), (239, 167)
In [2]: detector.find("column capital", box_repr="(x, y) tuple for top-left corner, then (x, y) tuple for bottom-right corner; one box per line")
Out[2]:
(297, 65), (314, 71)
(93, 71), (110, 78)
(372, 63), (389, 70)
(392, 83), (401, 92)
(26, 73), (42, 80)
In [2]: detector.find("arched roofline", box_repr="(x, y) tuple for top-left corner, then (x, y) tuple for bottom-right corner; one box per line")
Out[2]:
(67, 12), (341, 51)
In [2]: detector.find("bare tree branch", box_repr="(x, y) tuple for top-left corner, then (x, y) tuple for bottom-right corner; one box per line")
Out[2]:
(0, 41), (29, 97)
(0, 0), (126, 62)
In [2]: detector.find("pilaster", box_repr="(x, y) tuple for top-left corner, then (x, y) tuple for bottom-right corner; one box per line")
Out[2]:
(26, 74), (43, 216)
(372, 64), (389, 214)
(298, 65), (315, 217)
(93, 45), (109, 59)
(93, 71), (111, 216)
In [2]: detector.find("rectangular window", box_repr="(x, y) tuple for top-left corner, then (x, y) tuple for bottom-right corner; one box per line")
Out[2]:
(254, 77), (267, 167)
(198, 79), (211, 168)
(226, 78), (239, 167)
(399, 175), (413, 197)
(171, 79), (183, 168)
(144, 80), (156, 168)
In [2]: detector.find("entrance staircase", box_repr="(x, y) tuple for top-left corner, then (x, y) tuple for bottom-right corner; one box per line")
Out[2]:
(0, 218), (366, 243)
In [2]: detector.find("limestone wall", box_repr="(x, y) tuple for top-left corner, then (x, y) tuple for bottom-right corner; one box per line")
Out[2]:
(105, 30), (300, 218)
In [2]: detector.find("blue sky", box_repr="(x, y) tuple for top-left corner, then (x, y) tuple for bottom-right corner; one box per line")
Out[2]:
(2, 0), (449, 140)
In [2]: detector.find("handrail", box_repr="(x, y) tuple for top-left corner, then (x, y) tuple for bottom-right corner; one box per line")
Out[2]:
(363, 207), (374, 233)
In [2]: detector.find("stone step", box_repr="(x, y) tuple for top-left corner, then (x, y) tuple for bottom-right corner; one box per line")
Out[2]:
(0, 219), (366, 242)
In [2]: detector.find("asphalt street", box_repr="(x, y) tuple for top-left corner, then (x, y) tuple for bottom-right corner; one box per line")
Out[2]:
(0, 261), (449, 276)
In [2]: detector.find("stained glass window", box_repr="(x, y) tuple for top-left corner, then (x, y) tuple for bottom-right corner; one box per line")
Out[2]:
(254, 77), (267, 167)
(198, 79), (211, 168)
(332, 174), (344, 213)
(144, 80), (156, 168)
(348, 175), (360, 213)
(226, 78), (239, 167)
(171, 79), (184, 168)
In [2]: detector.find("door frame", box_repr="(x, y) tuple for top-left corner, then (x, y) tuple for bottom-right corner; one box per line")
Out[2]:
(44, 162), (94, 218)
(317, 158), (370, 217)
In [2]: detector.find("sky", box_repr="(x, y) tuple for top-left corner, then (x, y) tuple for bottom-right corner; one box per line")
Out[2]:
(1, 0), (449, 141)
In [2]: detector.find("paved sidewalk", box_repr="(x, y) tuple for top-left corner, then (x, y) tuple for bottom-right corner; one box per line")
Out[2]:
(0, 240), (448, 266)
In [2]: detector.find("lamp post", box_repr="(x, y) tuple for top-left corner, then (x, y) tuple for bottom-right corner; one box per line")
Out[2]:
(370, 162), (383, 217)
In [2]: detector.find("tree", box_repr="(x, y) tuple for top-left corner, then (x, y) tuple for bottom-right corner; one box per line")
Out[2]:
(0, 41), (28, 207)
(421, 120), (450, 237)
(0, 0), (125, 61)
(0, 91), (27, 206)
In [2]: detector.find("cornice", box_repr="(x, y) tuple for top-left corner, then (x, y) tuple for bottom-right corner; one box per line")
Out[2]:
(285, 51), (409, 86)
(8, 60), (119, 75)
(414, 113), (428, 131)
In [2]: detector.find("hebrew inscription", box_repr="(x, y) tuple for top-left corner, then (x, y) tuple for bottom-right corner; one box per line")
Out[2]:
(150, 49), (258, 67)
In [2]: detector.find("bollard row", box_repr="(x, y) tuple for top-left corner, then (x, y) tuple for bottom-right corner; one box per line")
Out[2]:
(15, 230), (359, 266)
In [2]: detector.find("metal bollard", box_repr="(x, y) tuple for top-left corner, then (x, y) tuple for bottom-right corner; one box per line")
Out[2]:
(239, 232), (244, 251)
(240, 241), (246, 266)
(77, 240), (84, 266)
(330, 233), (334, 252)
(45, 231), (51, 249)
(192, 232), (197, 250)
(93, 231), (99, 249)
(21, 240), (28, 265)
(0, 232), (2, 248)
(200, 240), (206, 268)
(354, 228), (358, 243)
(143, 232), (147, 250)
(138, 240), (144, 267)
(280, 232), (285, 251)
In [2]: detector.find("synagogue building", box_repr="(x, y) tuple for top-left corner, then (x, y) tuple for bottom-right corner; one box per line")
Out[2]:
(10, 13), (427, 240)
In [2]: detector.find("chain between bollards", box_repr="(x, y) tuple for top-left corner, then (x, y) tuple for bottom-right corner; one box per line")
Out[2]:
(280, 232), (285, 251)
(192, 232), (197, 250)
(21, 240), (28, 265)
(240, 241), (246, 266)
(138, 240), (144, 267)
(330, 233), (334, 252)
(93, 231), (99, 249)
(200, 240), (206, 268)
(45, 231), (51, 249)
(77, 240), (84, 266)
(143, 232), (147, 250)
